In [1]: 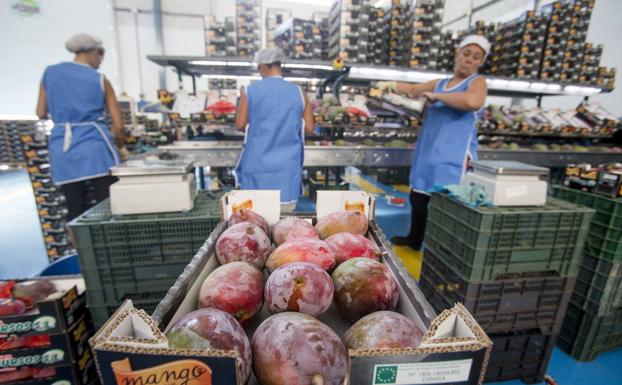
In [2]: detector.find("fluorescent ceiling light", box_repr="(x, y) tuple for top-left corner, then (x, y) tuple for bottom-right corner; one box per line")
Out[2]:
(564, 85), (601, 95)
(0, 115), (39, 120)
(283, 63), (334, 71)
(507, 80), (530, 89)
(0, 165), (10, 170)
(284, 77), (321, 83)
(202, 75), (260, 80)
(529, 82), (548, 90)
(190, 60), (228, 66)
(487, 79), (510, 88)
(546, 84), (562, 92)
(227, 61), (253, 67)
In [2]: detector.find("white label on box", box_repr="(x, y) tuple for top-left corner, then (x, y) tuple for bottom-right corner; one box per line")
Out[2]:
(372, 359), (472, 384)
(504, 185), (528, 198)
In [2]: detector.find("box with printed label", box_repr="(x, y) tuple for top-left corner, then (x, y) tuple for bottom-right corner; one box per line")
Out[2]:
(0, 277), (86, 339)
(91, 191), (492, 385)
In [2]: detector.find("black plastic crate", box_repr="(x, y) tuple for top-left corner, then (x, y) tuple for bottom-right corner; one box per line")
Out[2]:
(424, 193), (593, 281)
(571, 250), (622, 316)
(485, 329), (556, 384)
(70, 191), (221, 271)
(88, 290), (167, 328)
(558, 303), (622, 361)
(420, 249), (574, 334)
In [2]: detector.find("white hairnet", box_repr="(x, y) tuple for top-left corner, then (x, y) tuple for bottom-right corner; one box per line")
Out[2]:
(458, 34), (491, 59)
(65, 33), (103, 53)
(254, 48), (287, 64)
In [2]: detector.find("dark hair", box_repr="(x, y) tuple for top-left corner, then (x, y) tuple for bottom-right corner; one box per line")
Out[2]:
(265, 62), (282, 69)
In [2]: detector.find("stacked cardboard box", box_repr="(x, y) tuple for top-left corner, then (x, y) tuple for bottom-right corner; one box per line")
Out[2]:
(437, 31), (457, 72)
(225, 16), (238, 56)
(0, 120), (74, 260)
(367, 7), (390, 65)
(388, 0), (413, 67)
(560, 0), (593, 83)
(236, 0), (261, 58)
(329, 0), (372, 63)
(490, 11), (547, 80)
(313, 11), (331, 61)
(266, 8), (292, 49)
(410, 0), (445, 70)
(274, 18), (321, 60)
(0, 277), (96, 385)
(204, 15), (227, 57)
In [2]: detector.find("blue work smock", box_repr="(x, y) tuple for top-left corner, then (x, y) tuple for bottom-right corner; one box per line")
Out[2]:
(43, 62), (119, 185)
(410, 73), (481, 193)
(235, 76), (305, 204)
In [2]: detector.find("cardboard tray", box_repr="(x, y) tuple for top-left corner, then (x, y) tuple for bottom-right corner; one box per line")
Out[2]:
(90, 191), (492, 385)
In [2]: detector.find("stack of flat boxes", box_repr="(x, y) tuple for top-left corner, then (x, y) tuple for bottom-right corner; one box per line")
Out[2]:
(266, 8), (292, 49)
(492, 11), (546, 80)
(236, 0), (261, 58)
(553, 186), (622, 361)
(539, 0), (580, 82)
(560, 0), (593, 84)
(274, 18), (321, 60)
(367, 7), (390, 65)
(410, 0), (444, 70)
(208, 79), (237, 90)
(225, 17), (238, 57)
(313, 11), (331, 61)
(388, 0), (413, 67)
(1, 120), (75, 260)
(204, 15), (227, 57)
(436, 31), (457, 72)
(419, 193), (594, 383)
(329, 0), (372, 63)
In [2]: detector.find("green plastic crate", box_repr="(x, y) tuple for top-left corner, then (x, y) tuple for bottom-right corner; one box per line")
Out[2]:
(571, 248), (622, 316)
(553, 185), (622, 228)
(70, 191), (222, 304)
(88, 290), (167, 328)
(558, 303), (622, 361)
(424, 194), (594, 282)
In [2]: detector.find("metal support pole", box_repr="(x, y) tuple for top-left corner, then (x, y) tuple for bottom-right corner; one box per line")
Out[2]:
(192, 75), (197, 96)
(153, 0), (166, 90)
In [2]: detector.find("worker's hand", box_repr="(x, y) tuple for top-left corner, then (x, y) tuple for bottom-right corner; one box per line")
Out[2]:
(422, 92), (438, 102)
(118, 146), (130, 161)
(374, 81), (397, 92)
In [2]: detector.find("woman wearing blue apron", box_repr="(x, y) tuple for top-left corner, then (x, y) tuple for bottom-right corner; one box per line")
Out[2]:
(36, 34), (128, 220)
(234, 48), (314, 212)
(377, 35), (490, 250)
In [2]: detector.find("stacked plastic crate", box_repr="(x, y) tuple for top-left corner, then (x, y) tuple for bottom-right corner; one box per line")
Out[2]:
(266, 8), (292, 49)
(539, 1), (570, 82)
(419, 193), (594, 383)
(488, 11), (546, 80)
(274, 18), (321, 60)
(409, 0), (444, 70)
(436, 30), (457, 72)
(236, 0), (261, 58)
(1, 120), (75, 260)
(69, 191), (224, 327)
(553, 186), (622, 361)
(388, 0), (413, 67)
(328, 0), (372, 63)
(225, 17), (238, 57)
(367, 7), (389, 65)
(204, 15), (228, 57)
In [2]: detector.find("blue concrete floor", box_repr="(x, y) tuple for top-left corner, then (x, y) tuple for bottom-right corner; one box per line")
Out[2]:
(0, 169), (49, 278)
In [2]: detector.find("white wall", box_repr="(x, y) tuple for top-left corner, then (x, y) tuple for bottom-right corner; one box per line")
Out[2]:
(0, 0), (120, 115)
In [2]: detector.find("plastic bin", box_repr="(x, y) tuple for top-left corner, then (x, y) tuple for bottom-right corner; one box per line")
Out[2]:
(571, 250), (622, 316)
(485, 329), (556, 384)
(70, 191), (222, 316)
(420, 249), (574, 334)
(558, 303), (622, 361)
(424, 193), (593, 281)
(88, 290), (167, 328)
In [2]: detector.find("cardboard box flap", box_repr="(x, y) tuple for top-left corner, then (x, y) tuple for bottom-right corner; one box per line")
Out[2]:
(91, 300), (168, 349)
(421, 304), (492, 348)
(316, 190), (375, 220)
(221, 190), (281, 224)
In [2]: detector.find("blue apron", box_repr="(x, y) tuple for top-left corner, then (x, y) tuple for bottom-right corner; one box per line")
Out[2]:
(43, 62), (119, 185)
(235, 77), (305, 204)
(410, 73), (480, 192)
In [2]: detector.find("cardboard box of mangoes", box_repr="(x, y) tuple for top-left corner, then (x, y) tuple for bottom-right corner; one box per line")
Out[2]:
(90, 190), (492, 385)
